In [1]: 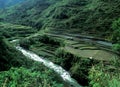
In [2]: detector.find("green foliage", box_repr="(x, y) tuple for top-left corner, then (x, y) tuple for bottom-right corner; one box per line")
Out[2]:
(89, 65), (120, 87)
(0, 22), (37, 39)
(19, 37), (38, 49)
(111, 18), (120, 52)
(63, 0), (88, 6)
(0, 38), (29, 71)
(38, 34), (64, 46)
(0, 0), (120, 38)
(0, 0), (120, 86)
(0, 0), (59, 28)
(0, 67), (63, 87)
(1, 30), (11, 38)
(0, 38), (64, 86)
(19, 34), (64, 49)
(113, 44), (120, 52)
(55, 48), (96, 86)
(112, 18), (120, 43)
(19, 38), (31, 49)
(70, 58), (94, 86)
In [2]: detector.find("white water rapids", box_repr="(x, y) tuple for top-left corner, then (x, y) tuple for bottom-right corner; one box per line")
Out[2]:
(16, 46), (82, 87)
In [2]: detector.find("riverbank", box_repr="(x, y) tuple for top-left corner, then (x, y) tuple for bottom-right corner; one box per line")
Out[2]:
(16, 46), (82, 87)
(18, 33), (120, 86)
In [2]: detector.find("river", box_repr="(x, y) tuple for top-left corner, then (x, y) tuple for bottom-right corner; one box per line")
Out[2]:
(11, 33), (115, 87)
(16, 46), (82, 87)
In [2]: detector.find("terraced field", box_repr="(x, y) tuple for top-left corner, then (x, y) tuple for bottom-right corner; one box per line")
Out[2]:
(46, 33), (117, 61)
(3, 22), (115, 63)
(24, 30), (118, 62)
(0, 22), (37, 39)
(30, 43), (56, 58)
(22, 32), (119, 86)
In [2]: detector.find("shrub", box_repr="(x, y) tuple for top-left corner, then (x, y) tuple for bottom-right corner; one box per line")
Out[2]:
(89, 65), (120, 87)
(112, 18), (120, 43)
(2, 30), (11, 38)
(113, 44), (120, 52)
(0, 38), (30, 71)
(55, 48), (96, 86)
(39, 34), (65, 46)
(0, 67), (63, 87)
(19, 39), (31, 49)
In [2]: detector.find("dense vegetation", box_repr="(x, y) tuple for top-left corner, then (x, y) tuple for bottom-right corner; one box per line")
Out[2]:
(0, 0), (120, 39)
(0, 0), (120, 87)
(112, 18), (120, 52)
(0, 66), (63, 87)
(0, 37), (64, 86)
(0, 37), (26, 71)
(0, 22), (37, 39)
(19, 34), (120, 86)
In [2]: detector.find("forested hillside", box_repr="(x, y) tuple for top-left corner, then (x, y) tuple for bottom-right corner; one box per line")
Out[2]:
(0, 37), (26, 71)
(0, 23), (64, 87)
(0, 0), (120, 87)
(0, 0), (120, 39)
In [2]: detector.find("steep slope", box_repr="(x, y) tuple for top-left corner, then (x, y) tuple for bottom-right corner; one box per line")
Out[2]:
(0, 0), (120, 40)
(0, 37), (64, 87)
(0, 0), (60, 29)
(0, 0), (120, 86)
(0, 37), (27, 71)
(40, 0), (120, 39)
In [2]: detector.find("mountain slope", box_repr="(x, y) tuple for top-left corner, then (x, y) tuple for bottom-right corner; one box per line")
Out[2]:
(0, 0), (60, 29)
(40, 0), (120, 39)
(0, 0), (120, 39)
(0, 0), (120, 86)
(0, 37), (27, 71)
(0, 37), (64, 87)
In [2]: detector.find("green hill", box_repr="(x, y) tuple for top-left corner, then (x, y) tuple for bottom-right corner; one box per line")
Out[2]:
(0, 0), (120, 87)
(0, 0), (120, 40)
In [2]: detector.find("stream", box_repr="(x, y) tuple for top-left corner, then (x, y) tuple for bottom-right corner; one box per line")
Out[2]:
(11, 33), (115, 87)
(16, 46), (82, 87)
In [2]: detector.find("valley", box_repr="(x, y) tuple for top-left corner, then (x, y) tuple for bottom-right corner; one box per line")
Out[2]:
(0, 0), (120, 87)
(2, 21), (118, 86)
